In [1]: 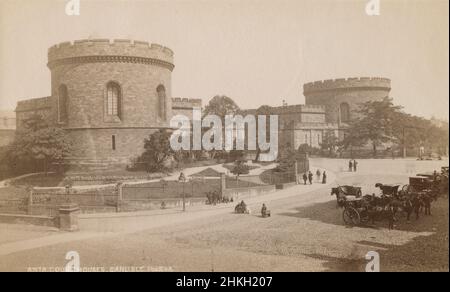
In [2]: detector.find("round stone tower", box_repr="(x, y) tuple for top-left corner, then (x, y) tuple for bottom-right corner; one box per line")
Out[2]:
(303, 77), (391, 124)
(47, 39), (174, 165)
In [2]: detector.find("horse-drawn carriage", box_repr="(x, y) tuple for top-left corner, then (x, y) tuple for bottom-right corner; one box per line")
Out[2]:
(402, 173), (441, 202)
(375, 183), (400, 197)
(334, 166), (447, 228)
(331, 185), (362, 208)
(338, 183), (410, 227)
(341, 196), (371, 226)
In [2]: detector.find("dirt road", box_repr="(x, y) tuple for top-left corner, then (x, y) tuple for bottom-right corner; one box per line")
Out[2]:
(0, 168), (447, 271)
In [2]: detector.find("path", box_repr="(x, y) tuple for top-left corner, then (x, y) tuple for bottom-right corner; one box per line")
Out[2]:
(0, 165), (334, 256)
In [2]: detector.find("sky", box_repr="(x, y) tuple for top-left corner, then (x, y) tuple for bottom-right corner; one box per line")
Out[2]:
(0, 0), (448, 120)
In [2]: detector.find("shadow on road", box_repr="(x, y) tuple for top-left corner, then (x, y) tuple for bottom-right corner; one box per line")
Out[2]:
(278, 195), (448, 233)
(304, 253), (365, 272)
(278, 200), (348, 227)
(301, 198), (449, 272)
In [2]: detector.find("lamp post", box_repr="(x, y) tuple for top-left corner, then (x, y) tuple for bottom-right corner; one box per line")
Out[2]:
(178, 172), (187, 211)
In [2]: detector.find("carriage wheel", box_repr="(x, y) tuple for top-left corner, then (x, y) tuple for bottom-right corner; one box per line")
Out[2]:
(343, 207), (361, 226)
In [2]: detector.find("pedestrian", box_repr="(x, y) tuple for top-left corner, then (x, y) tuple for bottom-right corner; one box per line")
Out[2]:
(316, 169), (321, 182)
(302, 173), (308, 185)
(308, 171), (313, 185)
(348, 160), (353, 172)
(322, 171), (327, 184)
(353, 159), (358, 172)
(388, 205), (395, 230)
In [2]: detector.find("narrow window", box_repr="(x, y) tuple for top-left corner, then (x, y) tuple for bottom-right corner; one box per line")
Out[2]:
(106, 82), (121, 117)
(157, 85), (166, 120)
(340, 102), (350, 123)
(112, 135), (116, 151)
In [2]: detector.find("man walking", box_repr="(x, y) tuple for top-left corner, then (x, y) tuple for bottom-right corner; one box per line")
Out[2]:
(308, 171), (313, 185)
(348, 160), (353, 172)
(316, 169), (321, 182)
(322, 171), (327, 184)
(302, 173), (308, 185)
(353, 159), (358, 172)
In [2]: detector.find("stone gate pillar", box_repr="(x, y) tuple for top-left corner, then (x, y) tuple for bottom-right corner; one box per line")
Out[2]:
(58, 203), (80, 231)
(220, 173), (226, 198)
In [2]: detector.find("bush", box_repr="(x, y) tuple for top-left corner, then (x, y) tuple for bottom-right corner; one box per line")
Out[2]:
(231, 160), (250, 176)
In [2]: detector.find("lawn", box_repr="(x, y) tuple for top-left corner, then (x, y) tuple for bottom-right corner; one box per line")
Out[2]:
(122, 179), (221, 200)
(259, 169), (296, 184)
(122, 176), (263, 200)
(10, 171), (166, 187)
(0, 187), (28, 200)
(222, 163), (260, 172)
(10, 173), (66, 187)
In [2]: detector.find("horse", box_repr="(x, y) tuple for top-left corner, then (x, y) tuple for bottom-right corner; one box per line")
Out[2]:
(331, 186), (362, 208)
(362, 194), (403, 229)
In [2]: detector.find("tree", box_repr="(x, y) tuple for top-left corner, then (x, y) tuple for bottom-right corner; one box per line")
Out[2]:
(320, 130), (339, 156)
(7, 114), (72, 175)
(345, 97), (403, 157)
(203, 95), (240, 159)
(341, 120), (367, 158)
(390, 112), (449, 157)
(275, 144), (297, 172)
(140, 129), (174, 172)
(231, 159), (250, 178)
(204, 95), (240, 119)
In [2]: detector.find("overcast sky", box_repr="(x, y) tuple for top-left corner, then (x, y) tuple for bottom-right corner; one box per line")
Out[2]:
(0, 0), (448, 119)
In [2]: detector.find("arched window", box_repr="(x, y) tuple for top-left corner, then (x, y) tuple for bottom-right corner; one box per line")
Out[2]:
(58, 84), (68, 123)
(340, 102), (350, 123)
(106, 82), (121, 117)
(157, 85), (166, 120)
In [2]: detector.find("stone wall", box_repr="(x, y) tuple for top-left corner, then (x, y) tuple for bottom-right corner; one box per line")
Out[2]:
(222, 185), (276, 201)
(171, 97), (202, 120)
(15, 39), (176, 166)
(303, 77), (391, 124)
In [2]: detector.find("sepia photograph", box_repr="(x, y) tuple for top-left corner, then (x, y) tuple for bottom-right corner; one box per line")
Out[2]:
(0, 0), (448, 277)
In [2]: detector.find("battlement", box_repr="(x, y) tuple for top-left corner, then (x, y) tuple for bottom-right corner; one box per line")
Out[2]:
(15, 96), (53, 112)
(303, 77), (391, 93)
(272, 104), (326, 114)
(48, 39), (174, 69)
(171, 97), (202, 108)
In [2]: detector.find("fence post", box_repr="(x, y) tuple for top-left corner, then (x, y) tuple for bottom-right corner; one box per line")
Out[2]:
(65, 185), (71, 203)
(27, 187), (34, 215)
(116, 182), (123, 212)
(220, 173), (226, 198)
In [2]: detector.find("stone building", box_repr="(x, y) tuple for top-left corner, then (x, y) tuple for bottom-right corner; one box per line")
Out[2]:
(246, 77), (391, 151)
(15, 39), (196, 167)
(14, 38), (392, 165)
(0, 111), (16, 147)
(171, 97), (202, 120)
